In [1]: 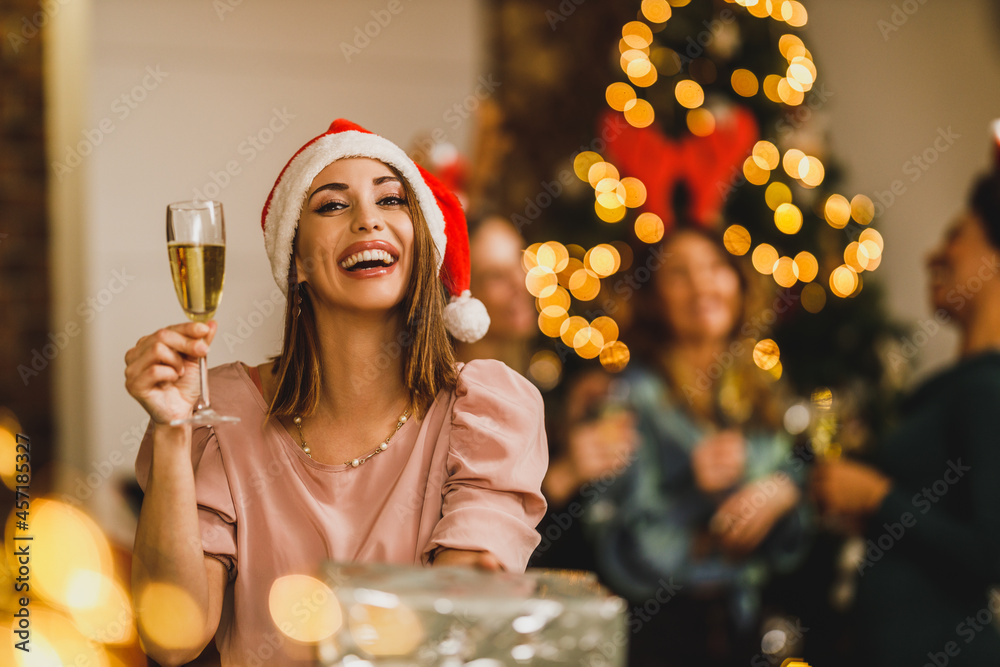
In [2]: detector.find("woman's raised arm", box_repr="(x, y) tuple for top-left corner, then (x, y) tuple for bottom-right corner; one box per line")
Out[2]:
(125, 322), (227, 663)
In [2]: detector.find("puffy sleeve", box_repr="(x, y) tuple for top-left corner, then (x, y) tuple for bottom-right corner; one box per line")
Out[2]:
(134, 422), (239, 580)
(425, 359), (549, 571)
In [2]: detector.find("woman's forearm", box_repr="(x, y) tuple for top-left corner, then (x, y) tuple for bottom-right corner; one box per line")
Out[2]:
(132, 424), (216, 664)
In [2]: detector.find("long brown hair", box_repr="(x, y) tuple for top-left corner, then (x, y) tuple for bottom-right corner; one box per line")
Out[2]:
(625, 225), (782, 428)
(267, 165), (457, 419)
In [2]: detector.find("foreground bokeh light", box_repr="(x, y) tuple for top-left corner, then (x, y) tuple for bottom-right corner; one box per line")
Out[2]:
(0, 408), (22, 491)
(269, 574), (343, 644)
(6, 500), (114, 610)
(12, 607), (111, 667)
(348, 600), (424, 657)
(136, 582), (205, 653)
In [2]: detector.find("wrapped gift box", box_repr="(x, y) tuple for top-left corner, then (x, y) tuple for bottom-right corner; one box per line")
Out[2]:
(315, 563), (627, 666)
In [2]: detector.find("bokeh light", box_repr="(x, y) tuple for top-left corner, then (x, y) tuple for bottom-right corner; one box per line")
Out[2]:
(595, 177), (626, 208)
(764, 182), (792, 211)
(753, 339), (781, 371)
(559, 315), (589, 348)
(136, 582), (206, 653)
(674, 80), (705, 109)
(348, 601), (424, 657)
(641, 0), (672, 23)
(824, 194), (851, 229)
(16, 499), (114, 609)
(591, 316), (620, 344)
(774, 203), (803, 234)
(635, 212), (665, 244)
(752, 141), (780, 170)
(762, 74), (782, 103)
(538, 305), (569, 338)
(522, 242), (542, 272)
(606, 82), (636, 112)
(528, 350), (563, 390)
(782, 149), (806, 178)
(573, 326), (605, 360)
(0, 408), (22, 491)
(269, 575), (343, 644)
(629, 62), (659, 88)
(537, 286), (571, 312)
(568, 268), (602, 301)
(844, 241), (870, 272)
(851, 194), (875, 225)
(557, 258), (584, 288)
(586, 244), (621, 277)
(786, 1), (808, 27)
(600, 341), (631, 372)
(731, 68), (759, 97)
(595, 199), (627, 223)
(777, 78), (804, 106)
(778, 34), (804, 59)
(525, 266), (558, 298)
(723, 224), (751, 256)
(830, 265), (859, 298)
(798, 155), (825, 187)
(623, 98), (655, 128)
(784, 403), (812, 435)
(793, 251), (819, 282)
(21, 608), (111, 667)
(66, 571), (136, 645)
(752, 243), (779, 275)
(686, 108), (716, 137)
(622, 21), (653, 49)
(573, 152), (603, 182)
(620, 177), (647, 208)
(743, 157), (770, 186)
(772, 256), (799, 288)
(587, 161), (620, 188)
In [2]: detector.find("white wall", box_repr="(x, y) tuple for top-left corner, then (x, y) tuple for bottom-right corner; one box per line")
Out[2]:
(806, 0), (1000, 381)
(53, 0), (483, 539)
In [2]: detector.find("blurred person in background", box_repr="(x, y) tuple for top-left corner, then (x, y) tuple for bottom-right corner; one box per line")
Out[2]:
(540, 227), (807, 667)
(454, 215), (537, 376)
(538, 224), (810, 666)
(812, 168), (1000, 667)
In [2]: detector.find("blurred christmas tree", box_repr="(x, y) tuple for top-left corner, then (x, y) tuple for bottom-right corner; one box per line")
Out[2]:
(483, 0), (902, 433)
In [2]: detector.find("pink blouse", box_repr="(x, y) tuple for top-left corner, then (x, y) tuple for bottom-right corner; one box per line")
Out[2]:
(134, 359), (548, 666)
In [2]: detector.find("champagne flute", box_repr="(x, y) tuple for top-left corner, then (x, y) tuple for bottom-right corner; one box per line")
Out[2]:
(166, 200), (240, 426)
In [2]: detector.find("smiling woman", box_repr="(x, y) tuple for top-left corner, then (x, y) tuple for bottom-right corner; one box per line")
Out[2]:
(124, 120), (547, 666)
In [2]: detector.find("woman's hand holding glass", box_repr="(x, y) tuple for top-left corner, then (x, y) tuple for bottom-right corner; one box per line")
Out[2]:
(124, 321), (217, 427)
(691, 430), (746, 494)
(811, 459), (891, 519)
(710, 473), (801, 556)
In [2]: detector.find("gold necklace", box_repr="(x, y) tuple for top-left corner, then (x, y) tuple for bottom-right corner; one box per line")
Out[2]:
(292, 408), (410, 467)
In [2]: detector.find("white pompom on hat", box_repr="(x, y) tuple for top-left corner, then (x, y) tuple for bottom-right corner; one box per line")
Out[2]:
(260, 118), (489, 343)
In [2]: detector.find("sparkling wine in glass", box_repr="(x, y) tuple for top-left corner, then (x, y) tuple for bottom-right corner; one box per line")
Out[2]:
(166, 200), (239, 426)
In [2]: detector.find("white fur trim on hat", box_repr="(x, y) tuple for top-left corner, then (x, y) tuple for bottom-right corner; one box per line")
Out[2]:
(263, 130), (447, 294)
(443, 290), (491, 343)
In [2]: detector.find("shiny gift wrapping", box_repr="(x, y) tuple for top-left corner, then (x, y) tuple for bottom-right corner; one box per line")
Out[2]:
(316, 563), (627, 666)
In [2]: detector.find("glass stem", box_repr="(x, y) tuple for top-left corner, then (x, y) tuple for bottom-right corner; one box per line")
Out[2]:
(198, 355), (210, 411)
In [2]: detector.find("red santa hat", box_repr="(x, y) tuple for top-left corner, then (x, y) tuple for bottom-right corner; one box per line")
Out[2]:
(260, 119), (489, 343)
